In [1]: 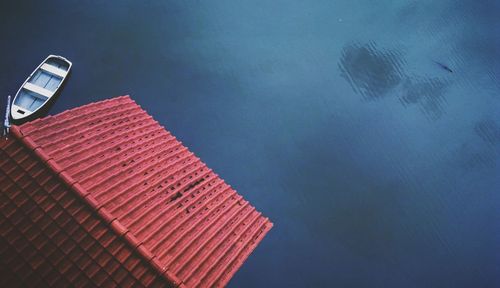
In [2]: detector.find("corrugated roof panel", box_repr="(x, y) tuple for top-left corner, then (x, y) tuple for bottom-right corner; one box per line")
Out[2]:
(2, 95), (272, 287)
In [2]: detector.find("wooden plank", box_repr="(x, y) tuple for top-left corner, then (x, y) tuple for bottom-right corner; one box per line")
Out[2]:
(23, 82), (52, 98)
(40, 63), (67, 78)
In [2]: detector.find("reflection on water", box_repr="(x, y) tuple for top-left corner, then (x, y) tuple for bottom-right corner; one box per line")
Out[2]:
(399, 77), (448, 120)
(474, 120), (500, 146)
(339, 42), (450, 119)
(462, 150), (497, 170)
(339, 42), (404, 99)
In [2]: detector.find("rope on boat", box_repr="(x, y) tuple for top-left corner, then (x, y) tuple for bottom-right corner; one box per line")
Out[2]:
(3, 95), (11, 139)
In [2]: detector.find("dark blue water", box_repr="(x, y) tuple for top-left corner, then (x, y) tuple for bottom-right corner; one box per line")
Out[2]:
(1, 1), (499, 287)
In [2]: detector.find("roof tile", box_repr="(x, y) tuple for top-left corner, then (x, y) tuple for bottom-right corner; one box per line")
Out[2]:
(1, 95), (272, 287)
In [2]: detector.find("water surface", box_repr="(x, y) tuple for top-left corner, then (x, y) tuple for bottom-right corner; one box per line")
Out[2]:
(1, 1), (498, 287)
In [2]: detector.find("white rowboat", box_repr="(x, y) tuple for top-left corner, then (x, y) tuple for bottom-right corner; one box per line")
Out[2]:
(11, 55), (72, 121)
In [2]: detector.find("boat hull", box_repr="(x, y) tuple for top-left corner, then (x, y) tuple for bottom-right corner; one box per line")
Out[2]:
(11, 55), (72, 124)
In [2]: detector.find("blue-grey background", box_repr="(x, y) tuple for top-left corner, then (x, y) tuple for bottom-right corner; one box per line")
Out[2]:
(1, 1), (499, 287)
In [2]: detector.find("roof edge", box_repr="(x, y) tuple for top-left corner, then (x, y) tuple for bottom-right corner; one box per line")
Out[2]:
(219, 220), (273, 287)
(20, 95), (133, 134)
(10, 124), (183, 287)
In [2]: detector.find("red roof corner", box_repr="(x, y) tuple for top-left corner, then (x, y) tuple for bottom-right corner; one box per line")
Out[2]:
(1, 95), (272, 287)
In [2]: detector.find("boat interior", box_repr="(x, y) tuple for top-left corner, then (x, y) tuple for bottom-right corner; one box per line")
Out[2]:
(13, 90), (47, 113)
(13, 57), (70, 113)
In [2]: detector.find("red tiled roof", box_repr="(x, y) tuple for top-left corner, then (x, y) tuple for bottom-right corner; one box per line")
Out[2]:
(1, 95), (272, 287)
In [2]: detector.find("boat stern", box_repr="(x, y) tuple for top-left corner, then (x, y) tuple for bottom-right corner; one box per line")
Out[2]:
(10, 104), (32, 121)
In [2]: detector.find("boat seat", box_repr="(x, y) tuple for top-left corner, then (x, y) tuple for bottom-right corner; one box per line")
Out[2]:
(24, 82), (53, 98)
(40, 63), (67, 78)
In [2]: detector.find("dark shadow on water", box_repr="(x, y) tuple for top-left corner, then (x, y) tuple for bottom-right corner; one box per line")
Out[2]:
(339, 41), (450, 120)
(460, 149), (497, 170)
(455, 120), (499, 171)
(339, 42), (405, 100)
(474, 120), (500, 146)
(399, 76), (448, 120)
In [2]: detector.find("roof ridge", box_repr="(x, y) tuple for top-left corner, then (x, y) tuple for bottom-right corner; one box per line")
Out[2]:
(10, 123), (183, 287)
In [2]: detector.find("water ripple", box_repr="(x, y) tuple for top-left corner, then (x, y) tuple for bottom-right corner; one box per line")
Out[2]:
(399, 77), (448, 120)
(339, 42), (405, 100)
(339, 42), (452, 120)
(474, 120), (500, 146)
